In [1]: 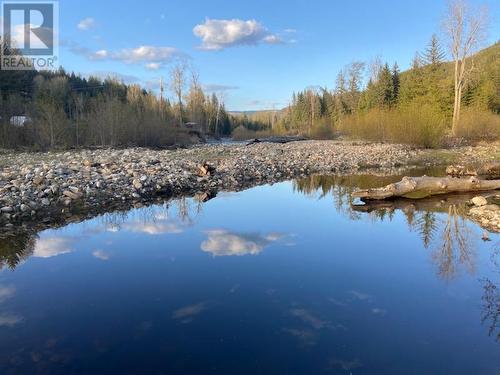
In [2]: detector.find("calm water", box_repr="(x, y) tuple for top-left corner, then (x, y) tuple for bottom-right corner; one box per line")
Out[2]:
(0, 174), (498, 374)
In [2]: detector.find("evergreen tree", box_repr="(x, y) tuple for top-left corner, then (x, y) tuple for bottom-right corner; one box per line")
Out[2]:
(378, 63), (395, 107)
(423, 34), (446, 67)
(392, 62), (400, 102)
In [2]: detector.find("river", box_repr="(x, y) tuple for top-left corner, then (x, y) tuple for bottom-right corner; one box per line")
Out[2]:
(0, 173), (498, 374)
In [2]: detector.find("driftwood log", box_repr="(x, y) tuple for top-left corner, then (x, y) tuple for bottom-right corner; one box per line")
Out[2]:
(352, 192), (491, 213)
(352, 176), (500, 201)
(246, 136), (307, 146)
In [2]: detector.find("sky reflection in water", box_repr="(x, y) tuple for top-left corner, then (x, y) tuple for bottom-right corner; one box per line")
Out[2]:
(0, 174), (498, 374)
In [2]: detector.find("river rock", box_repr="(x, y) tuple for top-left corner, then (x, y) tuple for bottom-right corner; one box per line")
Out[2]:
(132, 179), (143, 190)
(63, 190), (83, 200)
(471, 196), (488, 207)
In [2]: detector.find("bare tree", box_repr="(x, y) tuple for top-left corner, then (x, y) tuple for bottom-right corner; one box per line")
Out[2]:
(214, 91), (226, 137)
(169, 62), (187, 127)
(443, 0), (488, 135)
(346, 61), (365, 113)
(369, 56), (383, 83)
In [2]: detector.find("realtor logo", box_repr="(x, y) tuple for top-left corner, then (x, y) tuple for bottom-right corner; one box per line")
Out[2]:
(1, 1), (59, 70)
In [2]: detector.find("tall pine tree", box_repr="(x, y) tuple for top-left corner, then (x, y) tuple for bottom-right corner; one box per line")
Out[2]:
(392, 62), (400, 103)
(423, 34), (446, 67)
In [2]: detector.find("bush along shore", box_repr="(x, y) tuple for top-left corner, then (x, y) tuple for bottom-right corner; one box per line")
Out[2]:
(0, 140), (498, 234)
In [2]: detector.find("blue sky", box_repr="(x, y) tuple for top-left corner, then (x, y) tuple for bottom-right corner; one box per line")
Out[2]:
(58, 0), (498, 111)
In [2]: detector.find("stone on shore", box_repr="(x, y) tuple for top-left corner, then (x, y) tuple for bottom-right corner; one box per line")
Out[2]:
(471, 196), (488, 207)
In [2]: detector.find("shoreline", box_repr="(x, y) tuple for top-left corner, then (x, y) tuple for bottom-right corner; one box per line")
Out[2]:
(1, 140), (499, 235)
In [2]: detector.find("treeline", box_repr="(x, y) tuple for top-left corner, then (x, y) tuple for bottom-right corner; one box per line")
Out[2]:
(0, 64), (235, 150)
(271, 38), (499, 147)
(229, 110), (279, 140)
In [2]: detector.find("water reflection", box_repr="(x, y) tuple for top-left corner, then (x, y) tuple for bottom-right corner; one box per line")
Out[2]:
(0, 232), (35, 270)
(33, 235), (76, 258)
(0, 172), (498, 373)
(294, 174), (499, 345)
(172, 302), (208, 324)
(201, 230), (285, 257)
(481, 245), (500, 341)
(294, 175), (485, 280)
(0, 173), (494, 276)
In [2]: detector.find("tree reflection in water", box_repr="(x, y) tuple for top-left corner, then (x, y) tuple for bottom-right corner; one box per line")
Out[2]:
(481, 245), (500, 342)
(0, 231), (36, 270)
(0, 199), (204, 271)
(433, 205), (475, 280)
(296, 174), (499, 342)
(0, 173), (498, 343)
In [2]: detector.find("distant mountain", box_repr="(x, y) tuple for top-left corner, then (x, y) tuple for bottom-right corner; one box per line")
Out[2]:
(228, 110), (282, 117)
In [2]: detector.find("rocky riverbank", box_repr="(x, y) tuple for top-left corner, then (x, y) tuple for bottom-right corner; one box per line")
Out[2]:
(468, 195), (500, 233)
(0, 141), (417, 229)
(0, 140), (499, 233)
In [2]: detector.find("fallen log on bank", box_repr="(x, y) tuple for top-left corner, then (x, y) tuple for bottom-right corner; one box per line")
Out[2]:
(246, 136), (307, 146)
(351, 176), (500, 201)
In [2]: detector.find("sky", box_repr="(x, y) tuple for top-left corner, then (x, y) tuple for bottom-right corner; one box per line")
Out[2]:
(52, 0), (499, 110)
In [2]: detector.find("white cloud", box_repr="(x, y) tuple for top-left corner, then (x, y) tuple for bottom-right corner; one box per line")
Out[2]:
(202, 83), (239, 93)
(33, 236), (74, 258)
(201, 230), (284, 256)
(145, 62), (161, 71)
(66, 40), (186, 69)
(263, 34), (282, 44)
(93, 49), (108, 59)
(113, 46), (181, 64)
(78, 17), (95, 31)
(193, 18), (283, 50)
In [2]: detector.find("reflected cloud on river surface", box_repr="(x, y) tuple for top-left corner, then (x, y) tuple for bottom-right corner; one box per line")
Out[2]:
(201, 230), (286, 256)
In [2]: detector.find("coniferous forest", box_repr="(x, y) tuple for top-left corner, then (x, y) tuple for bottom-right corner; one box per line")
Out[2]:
(264, 39), (500, 147)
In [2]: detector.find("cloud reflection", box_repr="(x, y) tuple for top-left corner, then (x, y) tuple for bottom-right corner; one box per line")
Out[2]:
(282, 328), (318, 346)
(172, 302), (207, 324)
(92, 250), (110, 261)
(201, 230), (285, 256)
(0, 285), (15, 303)
(0, 313), (23, 327)
(121, 220), (184, 235)
(33, 236), (75, 258)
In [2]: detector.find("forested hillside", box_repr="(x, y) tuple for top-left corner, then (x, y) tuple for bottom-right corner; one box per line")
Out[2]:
(271, 40), (499, 147)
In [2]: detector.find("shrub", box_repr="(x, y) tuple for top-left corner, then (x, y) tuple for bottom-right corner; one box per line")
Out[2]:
(309, 118), (336, 140)
(231, 126), (273, 141)
(456, 109), (500, 141)
(339, 105), (447, 148)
